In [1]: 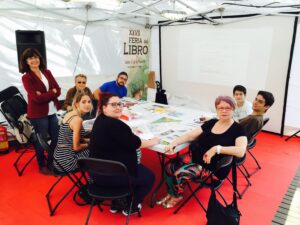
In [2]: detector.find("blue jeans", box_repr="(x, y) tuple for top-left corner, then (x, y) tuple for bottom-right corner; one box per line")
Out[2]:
(30, 114), (59, 168)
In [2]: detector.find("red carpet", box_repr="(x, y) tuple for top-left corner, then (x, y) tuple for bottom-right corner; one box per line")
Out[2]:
(0, 132), (299, 225)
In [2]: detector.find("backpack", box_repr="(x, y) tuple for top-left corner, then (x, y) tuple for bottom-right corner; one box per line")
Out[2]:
(13, 114), (34, 144)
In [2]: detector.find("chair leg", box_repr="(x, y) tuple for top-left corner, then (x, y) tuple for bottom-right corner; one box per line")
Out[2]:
(227, 166), (252, 199)
(13, 150), (36, 176)
(125, 198), (133, 225)
(247, 150), (261, 177)
(85, 198), (96, 225)
(46, 176), (77, 216)
(174, 184), (205, 214)
(240, 164), (251, 178)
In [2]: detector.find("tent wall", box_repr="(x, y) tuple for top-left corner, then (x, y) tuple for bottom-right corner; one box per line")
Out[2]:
(157, 16), (295, 134)
(0, 14), (144, 122)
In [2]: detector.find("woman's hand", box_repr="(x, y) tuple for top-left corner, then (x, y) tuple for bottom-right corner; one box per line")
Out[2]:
(203, 146), (217, 164)
(52, 88), (57, 94)
(36, 91), (41, 95)
(164, 141), (177, 155)
(151, 137), (160, 145)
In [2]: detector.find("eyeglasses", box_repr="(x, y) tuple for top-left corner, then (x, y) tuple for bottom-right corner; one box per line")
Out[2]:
(216, 107), (232, 111)
(77, 81), (86, 84)
(107, 102), (124, 108)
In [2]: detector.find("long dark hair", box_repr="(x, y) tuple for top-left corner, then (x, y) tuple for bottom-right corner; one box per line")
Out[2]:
(98, 92), (119, 115)
(19, 48), (46, 73)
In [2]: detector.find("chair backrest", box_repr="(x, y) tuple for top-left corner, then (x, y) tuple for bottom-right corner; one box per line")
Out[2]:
(263, 117), (270, 126)
(36, 133), (51, 154)
(213, 156), (233, 180)
(0, 86), (27, 127)
(77, 158), (128, 177)
(247, 117), (270, 148)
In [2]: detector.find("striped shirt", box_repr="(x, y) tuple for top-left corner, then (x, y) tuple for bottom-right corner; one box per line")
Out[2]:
(53, 116), (89, 172)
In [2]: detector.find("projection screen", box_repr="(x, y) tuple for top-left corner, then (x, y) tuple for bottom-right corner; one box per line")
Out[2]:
(160, 16), (296, 134)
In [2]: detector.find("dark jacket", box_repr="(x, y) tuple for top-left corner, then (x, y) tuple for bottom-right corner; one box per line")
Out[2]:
(89, 114), (141, 176)
(22, 69), (61, 118)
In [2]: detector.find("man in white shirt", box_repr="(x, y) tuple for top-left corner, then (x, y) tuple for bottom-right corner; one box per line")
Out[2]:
(233, 85), (252, 121)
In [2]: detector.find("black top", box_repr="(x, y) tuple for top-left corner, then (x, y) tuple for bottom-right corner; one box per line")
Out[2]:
(89, 114), (141, 176)
(191, 119), (246, 179)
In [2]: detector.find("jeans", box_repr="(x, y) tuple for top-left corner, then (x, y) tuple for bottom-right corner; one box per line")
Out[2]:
(91, 164), (155, 207)
(30, 114), (59, 168)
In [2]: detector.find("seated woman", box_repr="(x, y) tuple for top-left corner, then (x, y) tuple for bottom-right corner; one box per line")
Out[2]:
(53, 92), (92, 173)
(62, 74), (93, 111)
(89, 93), (160, 216)
(157, 96), (247, 208)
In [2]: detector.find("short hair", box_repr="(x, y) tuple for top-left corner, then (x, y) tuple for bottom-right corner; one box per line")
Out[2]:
(19, 48), (46, 73)
(98, 92), (119, 114)
(117, 71), (128, 78)
(215, 95), (236, 110)
(75, 74), (87, 81)
(233, 85), (247, 95)
(257, 91), (274, 107)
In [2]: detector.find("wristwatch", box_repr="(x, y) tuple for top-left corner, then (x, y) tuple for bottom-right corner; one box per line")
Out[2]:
(216, 145), (222, 154)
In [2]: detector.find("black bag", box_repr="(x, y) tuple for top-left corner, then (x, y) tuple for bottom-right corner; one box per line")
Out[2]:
(73, 184), (93, 206)
(155, 81), (168, 105)
(206, 158), (240, 225)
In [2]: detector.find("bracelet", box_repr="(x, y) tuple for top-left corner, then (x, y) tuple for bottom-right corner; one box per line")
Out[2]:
(216, 145), (222, 154)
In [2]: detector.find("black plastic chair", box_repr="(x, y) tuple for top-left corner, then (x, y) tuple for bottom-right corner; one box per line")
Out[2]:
(36, 133), (82, 216)
(173, 156), (233, 214)
(77, 158), (140, 225)
(246, 117), (270, 176)
(228, 117), (270, 198)
(0, 86), (36, 176)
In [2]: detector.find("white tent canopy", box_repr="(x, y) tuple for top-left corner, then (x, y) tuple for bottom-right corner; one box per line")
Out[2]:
(1, 0), (300, 135)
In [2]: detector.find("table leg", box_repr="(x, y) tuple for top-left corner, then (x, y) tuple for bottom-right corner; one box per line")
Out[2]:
(150, 153), (165, 208)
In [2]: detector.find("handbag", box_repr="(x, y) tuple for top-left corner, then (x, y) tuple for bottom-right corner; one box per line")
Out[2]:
(155, 81), (168, 105)
(206, 157), (241, 225)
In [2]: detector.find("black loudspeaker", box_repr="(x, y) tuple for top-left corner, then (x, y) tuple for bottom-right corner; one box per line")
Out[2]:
(15, 30), (46, 72)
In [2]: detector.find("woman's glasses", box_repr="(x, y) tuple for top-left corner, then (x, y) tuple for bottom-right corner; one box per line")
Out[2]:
(77, 81), (86, 84)
(216, 107), (232, 111)
(107, 102), (124, 108)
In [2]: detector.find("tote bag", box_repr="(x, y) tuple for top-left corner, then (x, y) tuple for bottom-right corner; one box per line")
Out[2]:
(206, 158), (240, 225)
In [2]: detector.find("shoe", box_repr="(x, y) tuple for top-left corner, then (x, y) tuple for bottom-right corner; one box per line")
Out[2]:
(110, 200), (123, 214)
(162, 196), (183, 209)
(39, 167), (53, 176)
(122, 203), (142, 216)
(156, 194), (172, 205)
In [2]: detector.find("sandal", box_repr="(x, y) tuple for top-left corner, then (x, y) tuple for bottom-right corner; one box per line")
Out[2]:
(162, 196), (183, 209)
(156, 194), (172, 205)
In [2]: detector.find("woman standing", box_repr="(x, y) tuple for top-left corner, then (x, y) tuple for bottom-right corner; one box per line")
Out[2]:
(89, 92), (160, 216)
(53, 92), (92, 173)
(20, 48), (61, 175)
(157, 96), (247, 208)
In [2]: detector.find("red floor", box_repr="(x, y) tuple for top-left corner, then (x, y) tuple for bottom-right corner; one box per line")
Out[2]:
(0, 132), (299, 225)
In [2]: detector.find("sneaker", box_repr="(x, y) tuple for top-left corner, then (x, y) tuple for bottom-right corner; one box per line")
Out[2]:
(122, 203), (142, 216)
(110, 199), (127, 214)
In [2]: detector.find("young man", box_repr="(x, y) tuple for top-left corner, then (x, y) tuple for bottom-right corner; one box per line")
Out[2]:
(62, 74), (92, 111)
(233, 85), (253, 121)
(93, 71), (128, 100)
(239, 90), (275, 140)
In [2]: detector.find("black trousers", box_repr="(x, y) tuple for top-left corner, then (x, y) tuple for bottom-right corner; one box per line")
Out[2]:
(91, 164), (155, 207)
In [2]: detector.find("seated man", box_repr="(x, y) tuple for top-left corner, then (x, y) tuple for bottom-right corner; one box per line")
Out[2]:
(233, 85), (252, 121)
(239, 90), (274, 140)
(93, 71), (128, 100)
(62, 74), (93, 111)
